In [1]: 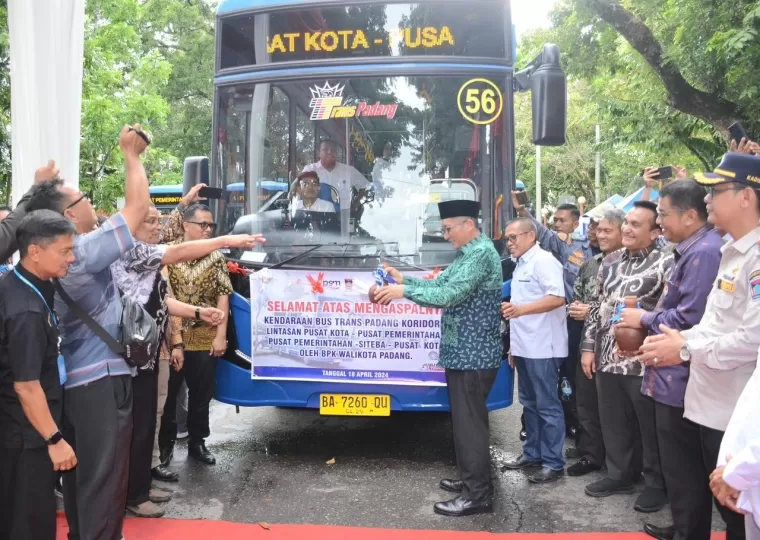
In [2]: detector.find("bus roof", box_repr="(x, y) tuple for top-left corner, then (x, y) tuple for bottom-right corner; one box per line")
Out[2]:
(218, 0), (508, 15)
(219, 0), (343, 15)
(149, 184), (183, 194)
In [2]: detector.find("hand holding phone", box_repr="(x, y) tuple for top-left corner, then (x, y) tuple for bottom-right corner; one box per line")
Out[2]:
(728, 121), (749, 145)
(198, 186), (223, 200)
(515, 191), (529, 206)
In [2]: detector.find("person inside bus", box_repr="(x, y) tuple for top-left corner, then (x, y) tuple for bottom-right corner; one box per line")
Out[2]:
(289, 171), (336, 218)
(297, 139), (370, 230)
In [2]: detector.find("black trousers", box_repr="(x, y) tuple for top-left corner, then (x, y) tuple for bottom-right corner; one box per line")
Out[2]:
(127, 368), (158, 506)
(574, 354), (604, 466)
(160, 350), (216, 447)
(0, 446), (56, 540)
(560, 318), (583, 432)
(656, 401), (746, 540)
(446, 368), (498, 502)
(62, 375), (133, 540)
(596, 372), (662, 488)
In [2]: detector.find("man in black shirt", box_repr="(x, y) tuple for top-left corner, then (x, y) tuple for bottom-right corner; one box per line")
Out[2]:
(0, 210), (78, 540)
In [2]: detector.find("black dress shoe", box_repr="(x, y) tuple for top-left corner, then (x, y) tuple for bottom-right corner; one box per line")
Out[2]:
(528, 466), (564, 484)
(439, 479), (463, 493)
(635, 487), (668, 513)
(643, 523), (675, 540)
(151, 465), (179, 482)
(433, 496), (492, 517)
(567, 457), (602, 477)
(159, 445), (174, 467)
(188, 440), (216, 465)
(502, 454), (542, 470)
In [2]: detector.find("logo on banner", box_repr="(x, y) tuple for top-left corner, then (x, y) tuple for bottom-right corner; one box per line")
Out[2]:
(306, 272), (325, 294)
(309, 82), (398, 121)
(344, 278), (353, 290)
(306, 272), (341, 293)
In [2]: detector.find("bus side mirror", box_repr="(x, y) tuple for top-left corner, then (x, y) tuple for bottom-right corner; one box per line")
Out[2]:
(183, 156), (210, 194)
(515, 44), (567, 147)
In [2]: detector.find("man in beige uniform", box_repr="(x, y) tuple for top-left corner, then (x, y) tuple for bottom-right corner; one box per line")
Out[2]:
(640, 152), (760, 540)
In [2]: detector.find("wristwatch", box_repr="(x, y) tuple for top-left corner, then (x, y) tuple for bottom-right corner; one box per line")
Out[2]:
(46, 431), (63, 445)
(679, 342), (692, 363)
(195, 307), (201, 321)
(172, 342), (185, 350)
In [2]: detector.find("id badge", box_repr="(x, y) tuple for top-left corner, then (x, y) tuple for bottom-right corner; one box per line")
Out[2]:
(57, 354), (67, 386)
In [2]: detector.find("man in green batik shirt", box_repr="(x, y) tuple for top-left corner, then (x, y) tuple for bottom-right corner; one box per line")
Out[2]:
(375, 200), (502, 518)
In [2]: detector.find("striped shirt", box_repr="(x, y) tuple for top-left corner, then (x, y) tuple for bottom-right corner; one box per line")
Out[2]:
(55, 213), (135, 388)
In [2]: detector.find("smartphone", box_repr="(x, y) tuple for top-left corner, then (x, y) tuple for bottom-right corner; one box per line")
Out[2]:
(128, 127), (151, 146)
(728, 121), (749, 145)
(656, 166), (673, 180)
(198, 186), (223, 200)
(515, 191), (529, 206)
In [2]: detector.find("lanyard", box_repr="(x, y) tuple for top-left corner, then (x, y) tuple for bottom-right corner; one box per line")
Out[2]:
(14, 268), (57, 324)
(13, 268), (67, 385)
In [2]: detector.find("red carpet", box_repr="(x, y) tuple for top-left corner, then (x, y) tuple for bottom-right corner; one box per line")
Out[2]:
(55, 515), (728, 539)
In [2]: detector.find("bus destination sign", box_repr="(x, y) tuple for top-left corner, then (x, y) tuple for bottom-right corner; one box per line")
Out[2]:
(151, 194), (182, 205)
(267, 26), (455, 56)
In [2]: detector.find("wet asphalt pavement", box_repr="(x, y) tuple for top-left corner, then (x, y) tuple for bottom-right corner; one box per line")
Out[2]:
(156, 400), (725, 534)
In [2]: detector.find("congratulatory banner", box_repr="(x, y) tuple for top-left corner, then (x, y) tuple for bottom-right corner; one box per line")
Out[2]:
(249, 270), (444, 386)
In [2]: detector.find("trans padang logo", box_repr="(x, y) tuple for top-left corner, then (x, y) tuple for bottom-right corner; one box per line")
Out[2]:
(309, 82), (398, 121)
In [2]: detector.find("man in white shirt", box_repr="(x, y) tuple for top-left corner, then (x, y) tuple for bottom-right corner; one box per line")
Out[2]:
(711, 359), (760, 540)
(501, 217), (568, 484)
(640, 152), (760, 540)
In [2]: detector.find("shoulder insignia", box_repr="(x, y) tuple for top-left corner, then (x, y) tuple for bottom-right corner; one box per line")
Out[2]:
(749, 270), (760, 300)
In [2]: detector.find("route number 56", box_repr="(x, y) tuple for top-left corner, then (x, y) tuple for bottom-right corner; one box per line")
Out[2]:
(465, 88), (497, 115)
(457, 79), (504, 125)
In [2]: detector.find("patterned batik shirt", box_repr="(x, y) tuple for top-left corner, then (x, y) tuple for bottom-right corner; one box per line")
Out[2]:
(403, 234), (503, 371)
(573, 253), (603, 305)
(580, 245), (673, 376)
(167, 250), (232, 352)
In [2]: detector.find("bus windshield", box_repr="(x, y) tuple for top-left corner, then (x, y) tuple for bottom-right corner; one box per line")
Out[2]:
(216, 75), (508, 269)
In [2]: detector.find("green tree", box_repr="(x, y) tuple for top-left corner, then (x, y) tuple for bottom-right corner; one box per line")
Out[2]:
(80, 0), (173, 211)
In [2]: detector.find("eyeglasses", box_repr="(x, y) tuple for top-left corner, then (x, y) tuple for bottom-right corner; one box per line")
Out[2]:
(143, 217), (160, 225)
(441, 223), (464, 236)
(66, 193), (87, 210)
(709, 185), (744, 198)
(656, 209), (683, 219)
(186, 221), (217, 231)
(505, 231), (531, 244)
(320, 147), (338, 155)
(300, 179), (319, 187)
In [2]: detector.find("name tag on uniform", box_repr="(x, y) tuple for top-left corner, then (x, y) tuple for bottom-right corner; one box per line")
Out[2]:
(57, 354), (67, 386)
(717, 278), (736, 293)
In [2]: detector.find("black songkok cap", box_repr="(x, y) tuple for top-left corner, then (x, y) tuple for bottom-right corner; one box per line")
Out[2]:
(438, 200), (480, 220)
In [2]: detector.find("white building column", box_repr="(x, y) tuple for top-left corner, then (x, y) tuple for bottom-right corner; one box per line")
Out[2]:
(8, 0), (86, 204)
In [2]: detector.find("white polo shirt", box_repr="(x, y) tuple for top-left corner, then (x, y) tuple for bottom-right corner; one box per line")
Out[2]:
(509, 243), (568, 359)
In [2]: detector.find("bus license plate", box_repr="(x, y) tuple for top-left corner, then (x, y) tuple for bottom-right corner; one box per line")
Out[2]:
(319, 394), (391, 417)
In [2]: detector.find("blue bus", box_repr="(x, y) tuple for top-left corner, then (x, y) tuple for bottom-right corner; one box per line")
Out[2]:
(189, 0), (567, 416)
(150, 184), (184, 218)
